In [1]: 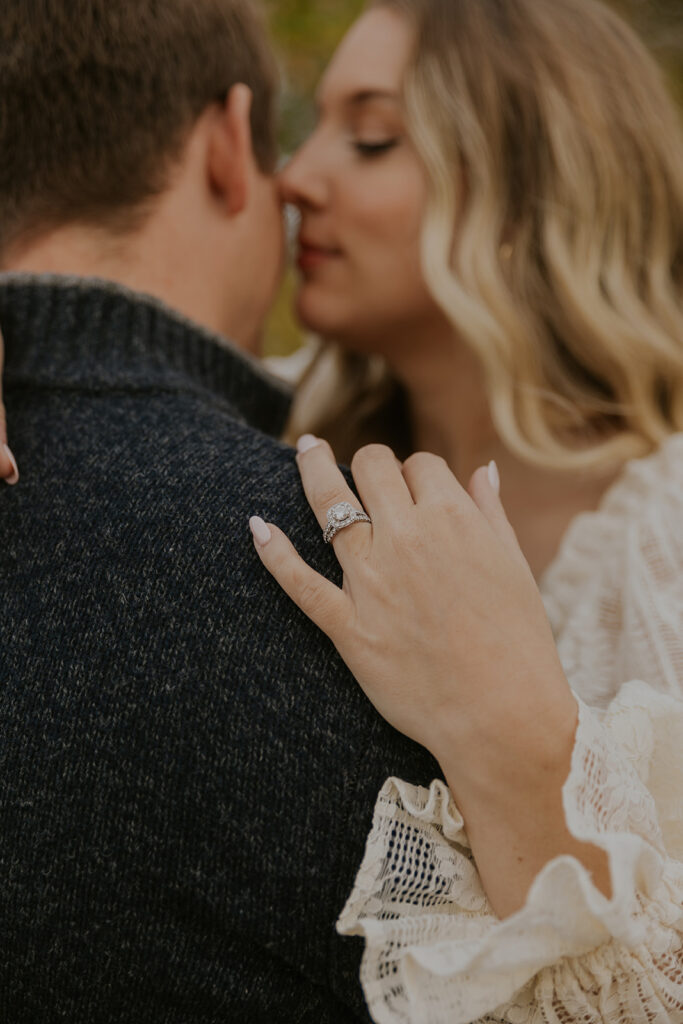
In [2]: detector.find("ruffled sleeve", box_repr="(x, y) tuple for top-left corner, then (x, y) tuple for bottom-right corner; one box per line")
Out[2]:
(337, 437), (683, 1024)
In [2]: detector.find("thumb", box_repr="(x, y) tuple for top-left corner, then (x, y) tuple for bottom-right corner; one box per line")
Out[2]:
(468, 461), (525, 564)
(0, 325), (19, 485)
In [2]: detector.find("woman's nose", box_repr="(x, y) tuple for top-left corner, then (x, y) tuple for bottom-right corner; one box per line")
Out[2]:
(278, 142), (328, 210)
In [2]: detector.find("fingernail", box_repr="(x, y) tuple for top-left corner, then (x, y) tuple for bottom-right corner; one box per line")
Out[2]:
(249, 516), (272, 548)
(487, 460), (500, 495)
(296, 434), (320, 454)
(3, 445), (19, 486)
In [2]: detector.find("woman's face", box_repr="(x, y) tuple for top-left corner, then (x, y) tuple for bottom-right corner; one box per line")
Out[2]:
(279, 7), (438, 349)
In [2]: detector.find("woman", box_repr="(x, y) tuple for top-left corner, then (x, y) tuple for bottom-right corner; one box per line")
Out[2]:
(250, 0), (683, 1021)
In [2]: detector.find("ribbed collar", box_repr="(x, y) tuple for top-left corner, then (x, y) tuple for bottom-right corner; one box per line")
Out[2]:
(0, 273), (292, 438)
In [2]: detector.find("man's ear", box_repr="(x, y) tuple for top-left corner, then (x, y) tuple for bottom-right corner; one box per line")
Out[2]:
(208, 84), (254, 216)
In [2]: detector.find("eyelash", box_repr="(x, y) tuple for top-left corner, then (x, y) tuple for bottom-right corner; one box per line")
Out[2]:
(353, 139), (399, 158)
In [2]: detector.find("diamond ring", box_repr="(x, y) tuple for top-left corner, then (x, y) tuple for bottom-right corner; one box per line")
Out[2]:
(323, 501), (372, 544)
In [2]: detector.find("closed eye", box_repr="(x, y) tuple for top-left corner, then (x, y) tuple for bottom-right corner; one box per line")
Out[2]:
(354, 139), (400, 158)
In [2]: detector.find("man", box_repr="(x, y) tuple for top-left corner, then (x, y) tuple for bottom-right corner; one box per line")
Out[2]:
(0, 2), (438, 1021)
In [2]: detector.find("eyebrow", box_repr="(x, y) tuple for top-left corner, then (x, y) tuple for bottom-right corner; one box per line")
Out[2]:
(315, 88), (401, 112)
(346, 89), (400, 107)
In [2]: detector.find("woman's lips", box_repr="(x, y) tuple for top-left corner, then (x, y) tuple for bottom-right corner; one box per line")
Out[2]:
(296, 241), (342, 273)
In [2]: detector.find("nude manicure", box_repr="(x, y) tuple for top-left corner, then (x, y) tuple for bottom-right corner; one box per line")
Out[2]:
(296, 434), (320, 454)
(249, 516), (272, 547)
(3, 445), (19, 486)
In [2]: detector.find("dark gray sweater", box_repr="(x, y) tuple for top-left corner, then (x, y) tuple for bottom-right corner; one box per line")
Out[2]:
(0, 276), (439, 1024)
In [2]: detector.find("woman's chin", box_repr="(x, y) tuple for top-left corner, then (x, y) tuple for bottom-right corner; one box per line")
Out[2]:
(293, 286), (401, 355)
(294, 289), (347, 340)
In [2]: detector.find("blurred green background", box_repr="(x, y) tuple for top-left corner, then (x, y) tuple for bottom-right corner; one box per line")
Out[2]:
(263, 0), (683, 357)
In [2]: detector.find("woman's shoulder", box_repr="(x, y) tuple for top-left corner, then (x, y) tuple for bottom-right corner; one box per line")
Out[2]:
(543, 432), (683, 599)
(542, 433), (683, 704)
(606, 431), (683, 525)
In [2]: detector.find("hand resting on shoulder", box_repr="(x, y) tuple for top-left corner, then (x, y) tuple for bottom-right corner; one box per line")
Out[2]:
(249, 434), (611, 919)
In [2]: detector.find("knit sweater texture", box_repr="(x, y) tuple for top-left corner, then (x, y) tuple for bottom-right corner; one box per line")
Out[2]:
(0, 275), (439, 1024)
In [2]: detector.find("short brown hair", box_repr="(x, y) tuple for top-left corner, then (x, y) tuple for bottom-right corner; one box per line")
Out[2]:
(0, 0), (278, 249)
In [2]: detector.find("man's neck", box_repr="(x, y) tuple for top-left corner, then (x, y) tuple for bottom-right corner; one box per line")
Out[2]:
(0, 273), (292, 441)
(2, 220), (258, 354)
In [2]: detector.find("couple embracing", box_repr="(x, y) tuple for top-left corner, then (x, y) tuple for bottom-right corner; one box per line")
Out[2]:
(2, 1), (683, 1022)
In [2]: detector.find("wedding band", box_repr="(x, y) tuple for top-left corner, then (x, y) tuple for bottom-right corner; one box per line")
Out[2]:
(323, 501), (372, 544)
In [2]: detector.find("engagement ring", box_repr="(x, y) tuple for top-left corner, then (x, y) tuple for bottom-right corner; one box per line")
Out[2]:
(323, 502), (372, 544)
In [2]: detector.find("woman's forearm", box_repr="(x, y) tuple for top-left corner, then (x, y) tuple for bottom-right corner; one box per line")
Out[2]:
(436, 691), (611, 919)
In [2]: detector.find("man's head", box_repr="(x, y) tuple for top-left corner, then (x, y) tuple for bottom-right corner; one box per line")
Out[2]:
(0, 0), (284, 349)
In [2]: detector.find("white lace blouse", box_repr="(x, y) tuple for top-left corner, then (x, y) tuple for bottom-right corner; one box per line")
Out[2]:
(337, 433), (683, 1024)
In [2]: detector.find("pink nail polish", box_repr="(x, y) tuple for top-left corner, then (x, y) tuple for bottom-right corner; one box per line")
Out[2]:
(487, 460), (500, 495)
(3, 445), (19, 486)
(249, 516), (272, 547)
(296, 434), (320, 454)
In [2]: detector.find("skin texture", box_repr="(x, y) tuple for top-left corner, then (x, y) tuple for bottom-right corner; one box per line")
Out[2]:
(251, 437), (611, 919)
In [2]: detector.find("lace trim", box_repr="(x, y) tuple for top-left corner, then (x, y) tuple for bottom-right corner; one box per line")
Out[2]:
(338, 685), (683, 1023)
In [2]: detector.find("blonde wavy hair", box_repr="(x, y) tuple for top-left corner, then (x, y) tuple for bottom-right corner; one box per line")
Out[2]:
(287, 0), (683, 471)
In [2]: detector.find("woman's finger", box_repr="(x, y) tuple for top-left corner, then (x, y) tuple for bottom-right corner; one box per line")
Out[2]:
(468, 463), (526, 564)
(350, 444), (414, 521)
(402, 450), (465, 506)
(249, 516), (351, 641)
(295, 435), (372, 562)
(0, 326), (19, 485)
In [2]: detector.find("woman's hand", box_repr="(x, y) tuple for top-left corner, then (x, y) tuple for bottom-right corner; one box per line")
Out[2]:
(250, 436), (610, 917)
(0, 326), (19, 485)
(250, 436), (573, 767)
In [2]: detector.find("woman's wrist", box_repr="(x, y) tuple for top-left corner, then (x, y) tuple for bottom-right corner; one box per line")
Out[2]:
(429, 669), (579, 798)
(432, 687), (612, 918)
